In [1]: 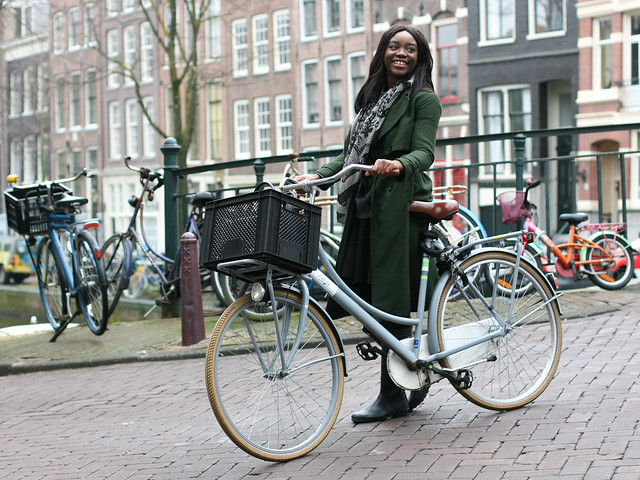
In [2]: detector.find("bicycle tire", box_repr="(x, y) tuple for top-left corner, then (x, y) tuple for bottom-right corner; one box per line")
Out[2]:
(435, 250), (562, 411)
(487, 242), (545, 296)
(205, 288), (345, 462)
(584, 232), (634, 290)
(123, 269), (148, 298)
(36, 237), (70, 331)
(75, 231), (109, 335)
(102, 234), (132, 317)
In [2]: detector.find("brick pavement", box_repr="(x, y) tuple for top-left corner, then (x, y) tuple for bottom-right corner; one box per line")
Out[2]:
(1, 288), (640, 479)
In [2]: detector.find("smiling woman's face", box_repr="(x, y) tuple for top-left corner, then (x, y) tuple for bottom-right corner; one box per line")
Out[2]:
(384, 30), (419, 87)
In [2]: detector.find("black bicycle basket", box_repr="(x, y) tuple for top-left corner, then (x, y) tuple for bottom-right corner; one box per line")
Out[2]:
(4, 183), (72, 235)
(200, 189), (322, 282)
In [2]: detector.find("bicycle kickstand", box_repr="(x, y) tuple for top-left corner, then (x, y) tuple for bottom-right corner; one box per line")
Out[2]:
(49, 291), (79, 342)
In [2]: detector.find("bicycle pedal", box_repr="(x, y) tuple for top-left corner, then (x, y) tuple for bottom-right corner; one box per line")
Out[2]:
(356, 341), (382, 361)
(155, 299), (170, 306)
(455, 369), (473, 390)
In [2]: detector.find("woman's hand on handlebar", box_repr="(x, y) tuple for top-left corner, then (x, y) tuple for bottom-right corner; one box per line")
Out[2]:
(292, 174), (320, 194)
(367, 159), (404, 177)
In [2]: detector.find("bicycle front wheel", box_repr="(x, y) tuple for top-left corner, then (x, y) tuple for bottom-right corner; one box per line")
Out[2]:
(205, 287), (345, 462)
(436, 250), (562, 411)
(75, 232), (109, 335)
(102, 234), (132, 317)
(36, 237), (70, 330)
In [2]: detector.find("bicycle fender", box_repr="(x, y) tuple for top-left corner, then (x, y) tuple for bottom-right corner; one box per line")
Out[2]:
(119, 237), (134, 289)
(579, 230), (632, 263)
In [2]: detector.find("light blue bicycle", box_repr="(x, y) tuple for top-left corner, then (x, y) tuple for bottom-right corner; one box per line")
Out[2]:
(202, 164), (563, 462)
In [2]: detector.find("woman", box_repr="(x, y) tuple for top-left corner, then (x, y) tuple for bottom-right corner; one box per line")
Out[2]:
(296, 24), (441, 423)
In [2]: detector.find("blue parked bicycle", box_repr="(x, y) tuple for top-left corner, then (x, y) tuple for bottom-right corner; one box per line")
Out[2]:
(4, 169), (109, 342)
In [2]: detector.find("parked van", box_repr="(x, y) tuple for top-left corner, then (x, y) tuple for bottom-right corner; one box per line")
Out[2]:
(0, 236), (34, 284)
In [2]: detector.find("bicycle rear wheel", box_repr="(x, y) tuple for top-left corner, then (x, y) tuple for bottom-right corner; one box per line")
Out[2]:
(585, 232), (634, 290)
(102, 234), (132, 317)
(75, 231), (109, 335)
(205, 287), (345, 462)
(36, 237), (70, 330)
(435, 250), (562, 410)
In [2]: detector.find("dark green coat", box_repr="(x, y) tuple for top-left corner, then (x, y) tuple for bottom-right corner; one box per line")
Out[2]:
(317, 89), (442, 320)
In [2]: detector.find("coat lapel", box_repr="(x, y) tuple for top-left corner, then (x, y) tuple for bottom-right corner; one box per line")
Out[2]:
(376, 92), (410, 140)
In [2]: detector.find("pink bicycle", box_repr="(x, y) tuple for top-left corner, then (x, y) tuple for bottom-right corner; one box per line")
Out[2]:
(497, 180), (636, 290)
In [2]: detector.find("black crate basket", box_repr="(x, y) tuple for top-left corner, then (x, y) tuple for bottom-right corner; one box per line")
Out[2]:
(4, 183), (72, 235)
(200, 189), (322, 282)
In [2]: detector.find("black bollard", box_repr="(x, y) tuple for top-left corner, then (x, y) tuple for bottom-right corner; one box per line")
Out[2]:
(180, 232), (205, 346)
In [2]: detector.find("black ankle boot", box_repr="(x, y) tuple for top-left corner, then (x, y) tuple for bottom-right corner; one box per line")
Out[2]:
(408, 386), (429, 411)
(351, 352), (409, 424)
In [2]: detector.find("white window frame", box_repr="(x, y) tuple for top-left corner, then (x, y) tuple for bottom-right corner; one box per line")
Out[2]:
(123, 26), (136, 86)
(477, 85), (533, 178)
(300, 0), (318, 41)
(234, 100), (251, 159)
(302, 60), (320, 128)
(85, 69), (98, 127)
(433, 18), (459, 102)
(106, 29), (120, 89)
(324, 55), (343, 126)
(9, 70), (22, 118)
(254, 97), (271, 156)
(53, 12), (65, 54)
(347, 0), (364, 33)
(527, 0), (566, 40)
(232, 19), (248, 78)
(140, 22), (154, 83)
(347, 52), (365, 122)
(479, 0), (515, 46)
(10, 139), (23, 181)
(593, 17), (614, 91)
(54, 75), (65, 131)
(252, 14), (270, 75)
(108, 101), (122, 160)
(275, 94), (293, 154)
(37, 62), (48, 113)
(273, 10), (291, 71)
(84, 2), (97, 46)
(23, 67), (34, 115)
(23, 135), (37, 184)
(142, 96), (155, 158)
(125, 99), (139, 158)
(323, 0), (340, 37)
(68, 7), (81, 50)
(69, 71), (82, 129)
(206, 0), (221, 61)
(106, 0), (119, 17)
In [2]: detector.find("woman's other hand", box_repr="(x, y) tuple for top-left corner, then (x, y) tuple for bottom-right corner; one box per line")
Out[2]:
(366, 159), (404, 177)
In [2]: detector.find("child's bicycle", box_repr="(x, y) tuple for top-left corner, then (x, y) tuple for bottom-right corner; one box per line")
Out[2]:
(497, 180), (635, 290)
(4, 169), (109, 342)
(200, 164), (563, 462)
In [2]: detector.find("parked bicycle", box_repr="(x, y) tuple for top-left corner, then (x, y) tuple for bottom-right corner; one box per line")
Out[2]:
(102, 157), (215, 317)
(497, 180), (635, 290)
(4, 169), (109, 341)
(200, 164), (563, 461)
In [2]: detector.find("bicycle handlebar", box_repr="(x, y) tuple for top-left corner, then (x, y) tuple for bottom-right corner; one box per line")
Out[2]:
(280, 164), (372, 193)
(124, 156), (164, 192)
(8, 168), (92, 190)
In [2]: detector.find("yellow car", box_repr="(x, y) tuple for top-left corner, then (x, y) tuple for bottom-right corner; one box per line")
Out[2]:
(0, 236), (34, 284)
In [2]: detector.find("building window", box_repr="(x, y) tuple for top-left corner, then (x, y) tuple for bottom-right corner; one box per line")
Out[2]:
(123, 26), (136, 85)
(325, 57), (342, 124)
(140, 22), (153, 82)
(595, 18), (613, 90)
(125, 99), (139, 158)
(84, 3), (97, 46)
(348, 0), (364, 32)
(436, 22), (458, 101)
(253, 15), (269, 75)
(479, 86), (532, 176)
(54, 76), (65, 130)
(53, 12), (65, 53)
(108, 101), (122, 160)
(274, 10), (291, 71)
(303, 61), (320, 126)
(106, 0), (119, 16)
(302, 0), (317, 39)
(631, 14), (640, 86)
(68, 7), (80, 50)
(9, 70), (22, 117)
(206, 0), (221, 61)
(37, 62), (48, 113)
(10, 140), (23, 181)
(530, 0), (564, 35)
(275, 95), (293, 154)
(23, 136), (37, 183)
(69, 72), (81, 128)
(23, 67), (34, 115)
(208, 82), (223, 159)
(106, 29), (120, 89)
(86, 70), (98, 126)
(142, 96), (155, 158)
(348, 53), (365, 121)
(481, 0), (515, 42)
(234, 100), (250, 159)
(324, 0), (340, 35)
(254, 98), (271, 156)
(123, 0), (135, 14)
(232, 19), (248, 77)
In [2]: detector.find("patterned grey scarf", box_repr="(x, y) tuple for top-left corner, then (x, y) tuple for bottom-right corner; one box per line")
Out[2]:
(336, 76), (414, 223)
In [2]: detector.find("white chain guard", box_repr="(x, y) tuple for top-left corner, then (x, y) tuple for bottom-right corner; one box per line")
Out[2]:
(387, 334), (442, 391)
